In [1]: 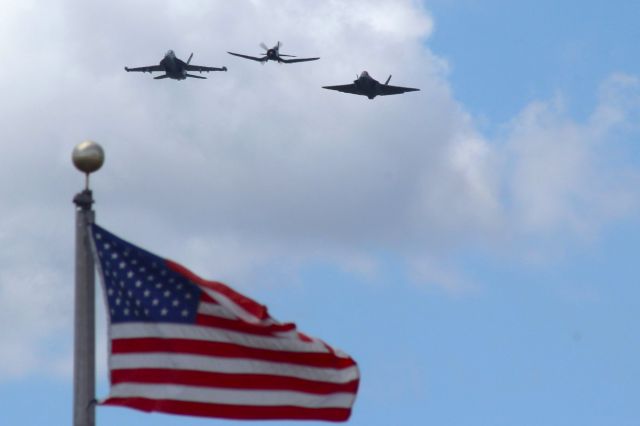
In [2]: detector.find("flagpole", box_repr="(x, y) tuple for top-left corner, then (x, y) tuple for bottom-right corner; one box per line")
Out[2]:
(72, 141), (104, 426)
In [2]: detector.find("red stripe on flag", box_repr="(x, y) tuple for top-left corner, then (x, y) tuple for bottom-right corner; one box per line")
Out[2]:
(102, 397), (353, 421)
(111, 338), (357, 369)
(199, 292), (218, 304)
(110, 369), (359, 394)
(167, 260), (269, 321)
(195, 313), (296, 336)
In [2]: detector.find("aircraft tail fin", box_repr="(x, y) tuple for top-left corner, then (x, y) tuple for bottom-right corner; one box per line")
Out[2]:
(154, 75), (169, 79)
(186, 74), (207, 79)
(385, 75), (392, 85)
(187, 53), (193, 65)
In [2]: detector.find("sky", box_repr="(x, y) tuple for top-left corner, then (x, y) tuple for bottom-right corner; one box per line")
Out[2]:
(0, 0), (639, 425)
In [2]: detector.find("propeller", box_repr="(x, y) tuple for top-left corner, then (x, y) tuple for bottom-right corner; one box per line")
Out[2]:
(258, 41), (295, 58)
(187, 53), (193, 64)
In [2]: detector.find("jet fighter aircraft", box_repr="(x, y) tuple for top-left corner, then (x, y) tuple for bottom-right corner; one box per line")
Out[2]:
(124, 50), (227, 80)
(323, 71), (419, 99)
(227, 41), (319, 64)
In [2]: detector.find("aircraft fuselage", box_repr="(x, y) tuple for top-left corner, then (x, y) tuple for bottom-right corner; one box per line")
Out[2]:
(266, 49), (279, 61)
(353, 72), (380, 99)
(159, 50), (187, 80)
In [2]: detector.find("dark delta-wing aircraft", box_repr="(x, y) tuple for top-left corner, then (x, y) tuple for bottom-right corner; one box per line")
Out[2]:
(124, 50), (227, 80)
(323, 71), (419, 99)
(227, 41), (319, 64)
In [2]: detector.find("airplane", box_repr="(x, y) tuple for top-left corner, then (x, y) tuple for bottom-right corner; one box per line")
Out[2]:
(227, 41), (319, 64)
(322, 71), (420, 99)
(124, 50), (227, 80)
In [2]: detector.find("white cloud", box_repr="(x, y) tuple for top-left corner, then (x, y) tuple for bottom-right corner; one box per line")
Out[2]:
(0, 214), (71, 378)
(407, 255), (476, 295)
(504, 74), (640, 238)
(0, 0), (638, 381)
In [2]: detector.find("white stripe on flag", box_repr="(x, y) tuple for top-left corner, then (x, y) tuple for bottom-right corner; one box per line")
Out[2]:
(198, 302), (238, 320)
(109, 383), (357, 408)
(110, 353), (360, 384)
(110, 323), (331, 353)
(201, 288), (263, 325)
(198, 302), (280, 326)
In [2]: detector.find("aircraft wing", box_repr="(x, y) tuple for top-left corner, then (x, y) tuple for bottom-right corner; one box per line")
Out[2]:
(279, 57), (320, 63)
(322, 84), (363, 96)
(124, 65), (164, 73)
(185, 74), (207, 79)
(227, 52), (267, 62)
(378, 84), (420, 96)
(185, 64), (228, 72)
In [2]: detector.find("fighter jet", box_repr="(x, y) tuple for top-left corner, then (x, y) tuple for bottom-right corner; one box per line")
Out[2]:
(124, 50), (227, 80)
(323, 71), (419, 99)
(227, 41), (319, 64)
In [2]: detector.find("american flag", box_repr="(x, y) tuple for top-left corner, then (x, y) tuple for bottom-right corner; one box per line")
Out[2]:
(91, 224), (359, 422)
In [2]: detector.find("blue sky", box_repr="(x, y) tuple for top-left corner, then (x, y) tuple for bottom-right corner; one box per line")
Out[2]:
(0, 1), (639, 425)
(429, 0), (640, 123)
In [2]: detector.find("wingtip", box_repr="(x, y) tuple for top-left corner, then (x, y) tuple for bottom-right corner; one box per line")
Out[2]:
(124, 66), (130, 72)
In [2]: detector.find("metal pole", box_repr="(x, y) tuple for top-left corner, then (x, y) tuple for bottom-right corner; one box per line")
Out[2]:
(73, 189), (96, 426)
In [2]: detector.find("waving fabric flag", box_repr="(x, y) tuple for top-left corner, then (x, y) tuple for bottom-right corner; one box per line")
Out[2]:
(91, 224), (359, 422)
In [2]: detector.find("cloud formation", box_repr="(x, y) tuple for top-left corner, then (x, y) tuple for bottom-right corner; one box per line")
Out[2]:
(505, 73), (640, 238)
(0, 0), (638, 380)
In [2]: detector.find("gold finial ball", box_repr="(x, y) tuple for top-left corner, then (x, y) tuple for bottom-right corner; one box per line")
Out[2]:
(72, 140), (104, 174)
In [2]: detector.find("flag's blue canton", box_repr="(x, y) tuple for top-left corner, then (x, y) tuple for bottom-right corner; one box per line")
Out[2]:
(92, 224), (201, 324)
